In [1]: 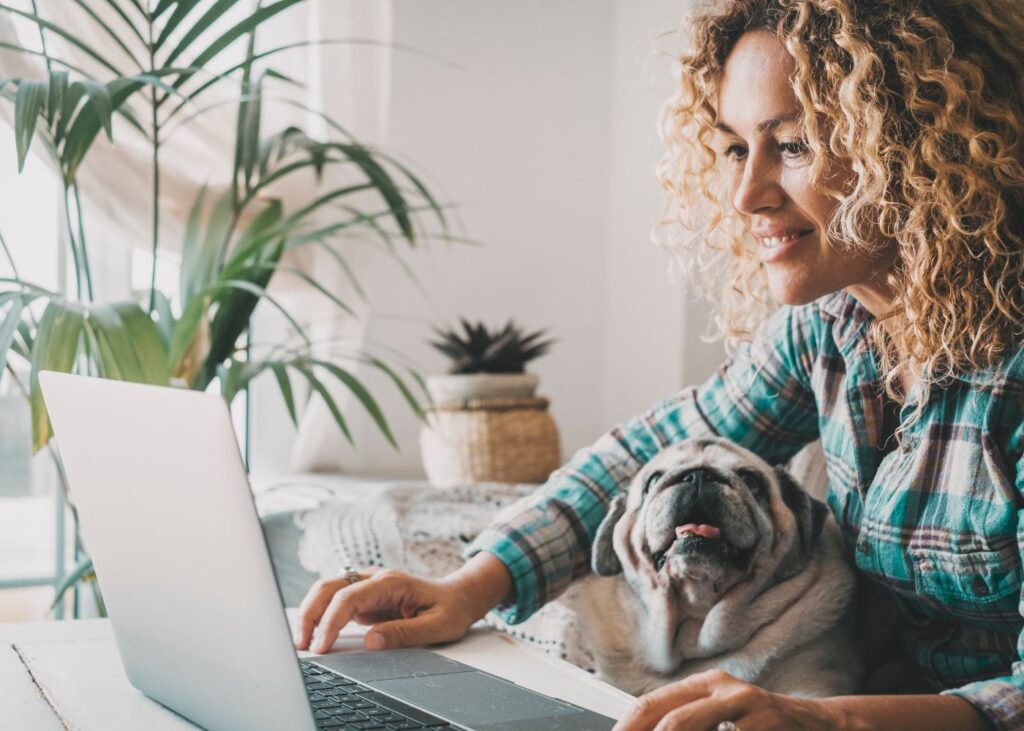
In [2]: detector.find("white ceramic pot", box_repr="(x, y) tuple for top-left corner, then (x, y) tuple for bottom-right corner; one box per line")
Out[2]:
(426, 372), (539, 404)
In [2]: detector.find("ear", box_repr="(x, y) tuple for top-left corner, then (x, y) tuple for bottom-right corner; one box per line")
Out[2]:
(591, 493), (628, 576)
(773, 466), (829, 554)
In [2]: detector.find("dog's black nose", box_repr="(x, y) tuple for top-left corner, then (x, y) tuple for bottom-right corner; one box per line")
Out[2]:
(679, 468), (719, 487)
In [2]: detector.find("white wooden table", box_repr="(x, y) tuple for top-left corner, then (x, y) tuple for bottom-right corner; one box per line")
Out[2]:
(0, 611), (635, 730)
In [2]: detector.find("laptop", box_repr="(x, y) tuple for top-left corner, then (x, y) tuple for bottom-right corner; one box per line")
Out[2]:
(39, 372), (616, 731)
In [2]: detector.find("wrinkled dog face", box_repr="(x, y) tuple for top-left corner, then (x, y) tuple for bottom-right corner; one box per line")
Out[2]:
(592, 437), (825, 610)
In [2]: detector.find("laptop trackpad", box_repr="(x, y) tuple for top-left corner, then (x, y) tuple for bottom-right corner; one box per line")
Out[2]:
(371, 671), (583, 728)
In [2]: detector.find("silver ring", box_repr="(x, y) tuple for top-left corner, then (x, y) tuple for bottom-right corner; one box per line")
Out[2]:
(339, 565), (361, 586)
(716, 723), (740, 731)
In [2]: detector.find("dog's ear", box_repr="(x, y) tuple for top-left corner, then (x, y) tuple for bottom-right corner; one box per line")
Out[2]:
(773, 466), (828, 554)
(591, 493), (628, 576)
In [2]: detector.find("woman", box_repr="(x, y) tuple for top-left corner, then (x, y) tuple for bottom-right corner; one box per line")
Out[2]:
(295, 1), (1024, 728)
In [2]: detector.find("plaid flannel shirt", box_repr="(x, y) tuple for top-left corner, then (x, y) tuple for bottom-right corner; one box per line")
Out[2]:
(467, 289), (1024, 730)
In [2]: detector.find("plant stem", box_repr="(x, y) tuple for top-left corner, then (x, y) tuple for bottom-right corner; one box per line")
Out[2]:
(0, 229), (20, 279)
(147, 11), (160, 314)
(61, 186), (85, 302)
(70, 185), (94, 301)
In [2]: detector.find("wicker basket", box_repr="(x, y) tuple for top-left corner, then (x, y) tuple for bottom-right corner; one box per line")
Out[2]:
(419, 396), (561, 488)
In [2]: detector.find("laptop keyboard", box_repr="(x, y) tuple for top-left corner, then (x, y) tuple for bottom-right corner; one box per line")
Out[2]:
(300, 660), (461, 730)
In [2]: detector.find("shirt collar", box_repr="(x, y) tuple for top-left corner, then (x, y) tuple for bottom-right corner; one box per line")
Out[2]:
(815, 290), (1002, 386)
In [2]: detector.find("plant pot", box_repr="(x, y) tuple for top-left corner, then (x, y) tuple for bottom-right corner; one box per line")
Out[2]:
(425, 372), (539, 405)
(419, 396), (561, 487)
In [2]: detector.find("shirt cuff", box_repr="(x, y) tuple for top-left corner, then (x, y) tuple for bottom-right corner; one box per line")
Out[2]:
(462, 527), (542, 625)
(943, 678), (1024, 730)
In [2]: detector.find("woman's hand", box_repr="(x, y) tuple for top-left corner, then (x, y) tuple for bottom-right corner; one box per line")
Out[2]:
(293, 552), (513, 654)
(614, 670), (843, 731)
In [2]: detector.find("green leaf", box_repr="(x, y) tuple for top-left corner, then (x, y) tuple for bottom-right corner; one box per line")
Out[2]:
(179, 185), (208, 305)
(312, 359), (397, 449)
(180, 189), (233, 305)
(167, 295), (205, 375)
(358, 353), (428, 422)
(14, 80), (47, 171)
(263, 68), (303, 87)
(166, 0), (305, 74)
(152, 0), (184, 19)
(76, 80), (114, 141)
(202, 277), (309, 349)
(270, 362), (297, 426)
(30, 301), (85, 452)
(88, 302), (170, 385)
(0, 300), (25, 373)
(295, 363), (353, 446)
(218, 358), (266, 403)
(159, 0), (235, 58)
(46, 71), (68, 128)
(71, 0), (145, 73)
(223, 198), (282, 275)
(154, 296), (175, 346)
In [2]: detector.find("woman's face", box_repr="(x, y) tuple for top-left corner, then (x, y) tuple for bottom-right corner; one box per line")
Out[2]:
(716, 30), (896, 312)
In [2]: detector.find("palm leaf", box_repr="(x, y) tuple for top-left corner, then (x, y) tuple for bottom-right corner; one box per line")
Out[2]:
(294, 362), (352, 446)
(29, 301), (85, 452)
(311, 359), (397, 449)
(270, 362), (297, 426)
(14, 80), (47, 170)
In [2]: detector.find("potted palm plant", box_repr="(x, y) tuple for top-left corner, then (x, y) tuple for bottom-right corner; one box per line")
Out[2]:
(0, 1), (451, 612)
(419, 318), (559, 487)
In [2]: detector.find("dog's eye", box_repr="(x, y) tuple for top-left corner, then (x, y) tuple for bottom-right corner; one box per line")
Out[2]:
(736, 468), (770, 501)
(643, 470), (663, 495)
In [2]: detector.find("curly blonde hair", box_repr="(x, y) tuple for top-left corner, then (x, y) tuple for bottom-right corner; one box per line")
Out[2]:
(656, 0), (1024, 434)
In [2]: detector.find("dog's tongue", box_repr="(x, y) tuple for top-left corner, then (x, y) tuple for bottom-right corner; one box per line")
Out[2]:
(676, 523), (721, 539)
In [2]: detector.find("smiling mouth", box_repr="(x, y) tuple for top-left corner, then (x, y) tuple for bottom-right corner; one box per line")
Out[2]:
(759, 229), (813, 249)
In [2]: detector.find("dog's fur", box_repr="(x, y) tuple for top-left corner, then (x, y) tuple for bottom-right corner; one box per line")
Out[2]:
(577, 437), (862, 697)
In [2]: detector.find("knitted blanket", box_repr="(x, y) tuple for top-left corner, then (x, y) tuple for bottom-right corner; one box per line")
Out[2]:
(296, 482), (597, 671)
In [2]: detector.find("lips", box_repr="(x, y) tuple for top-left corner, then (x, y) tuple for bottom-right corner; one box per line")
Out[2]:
(753, 227), (814, 263)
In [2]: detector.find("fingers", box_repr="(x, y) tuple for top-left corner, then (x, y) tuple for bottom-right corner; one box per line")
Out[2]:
(613, 670), (743, 731)
(307, 571), (419, 654)
(294, 577), (351, 650)
(364, 609), (461, 651)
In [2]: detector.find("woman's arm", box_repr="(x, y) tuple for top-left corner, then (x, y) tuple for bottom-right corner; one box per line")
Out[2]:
(612, 670), (990, 731)
(820, 694), (989, 731)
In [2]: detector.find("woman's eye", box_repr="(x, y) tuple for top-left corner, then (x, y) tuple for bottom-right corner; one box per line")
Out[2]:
(779, 140), (810, 158)
(643, 470), (663, 495)
(722, 143), (747, 160)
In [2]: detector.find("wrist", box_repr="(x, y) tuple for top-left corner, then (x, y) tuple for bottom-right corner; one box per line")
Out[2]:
(816, 698), (872, 731)
(444, 551), (513, 621)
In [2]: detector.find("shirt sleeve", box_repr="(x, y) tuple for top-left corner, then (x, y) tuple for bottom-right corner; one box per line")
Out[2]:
(941, 418), (1024, 731)
(464, 302), (821, 624)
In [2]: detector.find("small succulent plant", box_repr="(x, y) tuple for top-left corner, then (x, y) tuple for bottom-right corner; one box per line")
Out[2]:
(429, 318), (555, 374)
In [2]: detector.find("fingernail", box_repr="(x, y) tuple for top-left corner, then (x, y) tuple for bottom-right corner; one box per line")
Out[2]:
(293, 630), (301, 645)
(366, 633), (385, 651)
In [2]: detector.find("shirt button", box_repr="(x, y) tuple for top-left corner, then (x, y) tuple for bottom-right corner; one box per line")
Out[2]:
(857, 542), (871, 555)
(973, 577), (990, 596)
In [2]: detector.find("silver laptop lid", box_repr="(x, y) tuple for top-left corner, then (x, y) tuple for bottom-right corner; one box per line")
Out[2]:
(39, 372), (316, 731)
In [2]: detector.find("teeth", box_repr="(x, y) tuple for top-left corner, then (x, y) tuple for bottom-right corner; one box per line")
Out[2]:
(760, 232), (805, 248)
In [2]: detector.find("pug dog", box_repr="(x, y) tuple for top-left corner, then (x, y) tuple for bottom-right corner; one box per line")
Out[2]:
(576, 436), (862, 697)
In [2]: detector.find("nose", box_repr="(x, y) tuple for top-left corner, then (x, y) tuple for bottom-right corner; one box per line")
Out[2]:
(731, 152), (784, 215)
(678, 468), (720, 488)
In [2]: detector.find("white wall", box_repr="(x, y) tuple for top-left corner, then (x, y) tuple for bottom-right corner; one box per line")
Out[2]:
(252, 0), (726, 477)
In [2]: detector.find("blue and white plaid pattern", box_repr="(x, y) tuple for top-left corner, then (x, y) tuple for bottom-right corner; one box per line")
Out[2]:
(467, 290), (1024, 730)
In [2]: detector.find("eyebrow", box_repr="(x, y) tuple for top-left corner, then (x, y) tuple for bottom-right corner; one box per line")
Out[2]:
(714, 110), (802, 136)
